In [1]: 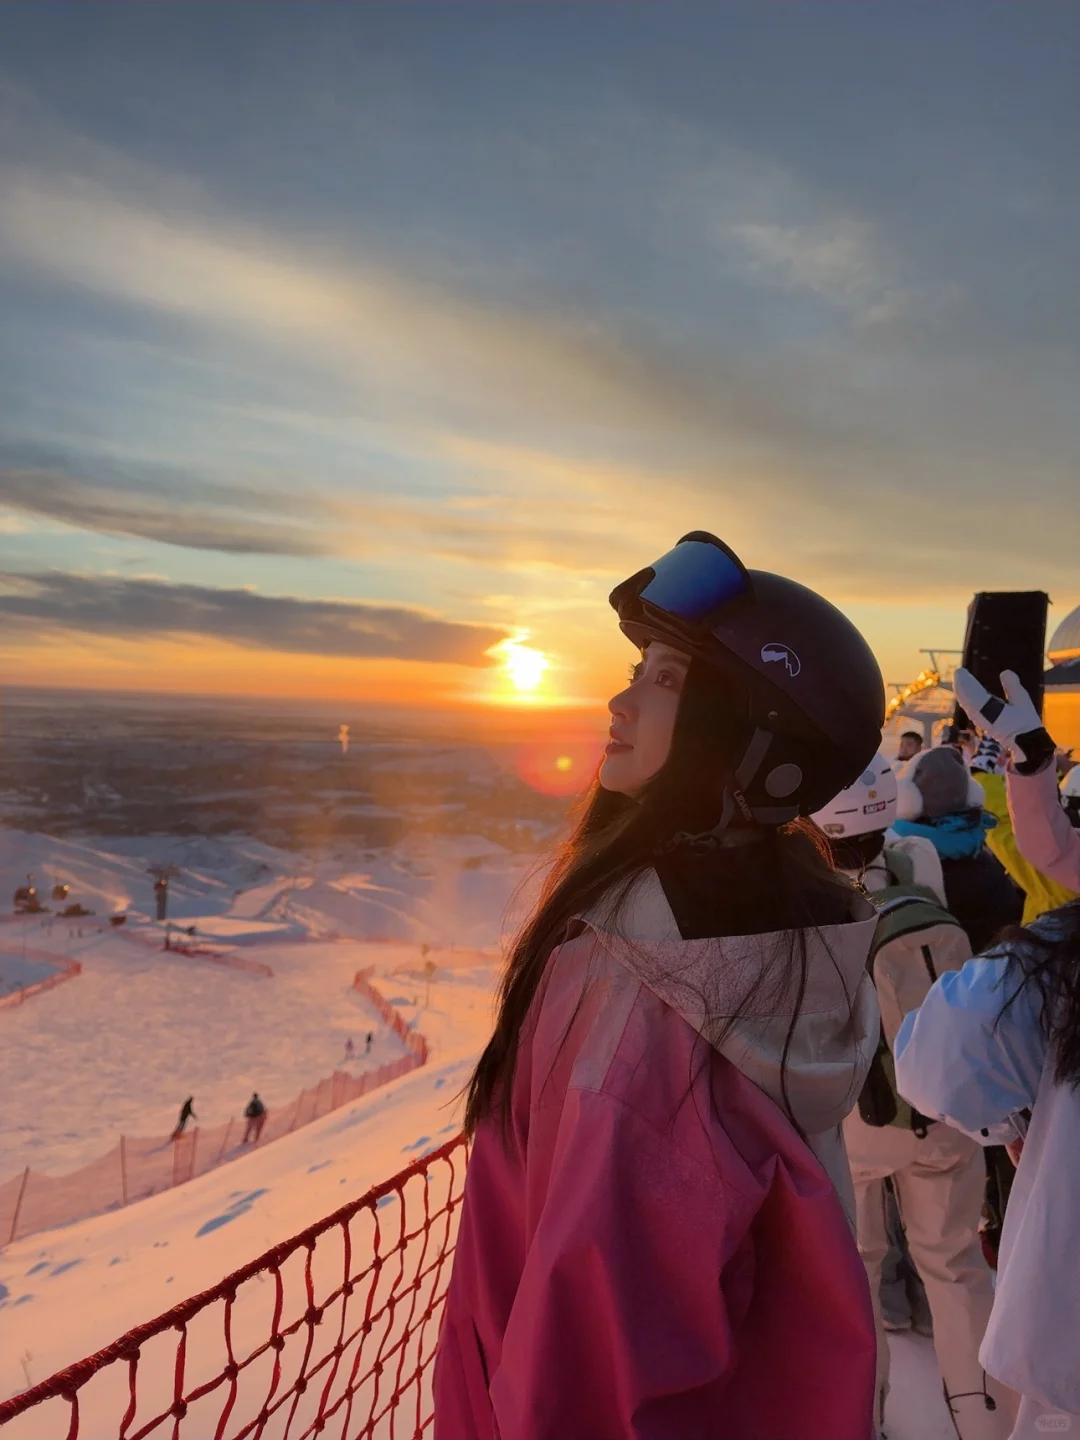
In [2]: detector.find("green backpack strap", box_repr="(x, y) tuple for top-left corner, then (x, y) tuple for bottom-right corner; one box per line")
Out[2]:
(859, 847), (963, 1139)
(882, 844), (915, 889)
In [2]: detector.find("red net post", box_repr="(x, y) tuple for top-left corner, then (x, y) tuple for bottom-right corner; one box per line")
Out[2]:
(7, 1166), (30, 1246)
(215, 1119), (234, 1166)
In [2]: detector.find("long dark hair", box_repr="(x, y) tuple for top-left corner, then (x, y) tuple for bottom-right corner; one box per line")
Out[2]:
(999, 899), (1080, 1088)
(465, 656), (857, 1138)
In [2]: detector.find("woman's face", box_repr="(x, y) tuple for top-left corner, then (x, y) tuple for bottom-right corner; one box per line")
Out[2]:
(599, 642), (690, 795)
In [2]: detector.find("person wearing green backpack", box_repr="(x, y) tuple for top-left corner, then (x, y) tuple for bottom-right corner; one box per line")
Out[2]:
(814, 755), (1014, 1440)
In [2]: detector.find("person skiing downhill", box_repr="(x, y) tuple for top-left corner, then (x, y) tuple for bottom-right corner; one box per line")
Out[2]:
(171, 1097), (196, 1140)
(243, 1093), (266, 1144)
(344, 1037), (355, 1062)
(433, 533), (886, 1440)
(813, 756), (1014, 1440)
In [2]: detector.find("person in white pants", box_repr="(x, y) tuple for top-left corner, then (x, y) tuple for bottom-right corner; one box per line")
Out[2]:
(814, 754), (1015, 1440)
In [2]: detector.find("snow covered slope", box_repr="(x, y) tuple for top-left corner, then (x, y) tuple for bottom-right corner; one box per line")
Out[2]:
(0, 945), (492, 1433)
(0, 828), (534, 1179)
(0, 829), (958, 1440)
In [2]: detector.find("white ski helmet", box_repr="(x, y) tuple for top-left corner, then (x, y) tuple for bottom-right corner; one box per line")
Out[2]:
(811, 752), (897, 838)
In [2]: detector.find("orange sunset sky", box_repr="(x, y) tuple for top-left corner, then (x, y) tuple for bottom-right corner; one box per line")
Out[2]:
(1, 8), (1078, 716)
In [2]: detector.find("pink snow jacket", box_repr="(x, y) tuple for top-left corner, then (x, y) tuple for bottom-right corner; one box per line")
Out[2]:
(434, 871), (880, 1440)
(1007, 762), (1080, 893)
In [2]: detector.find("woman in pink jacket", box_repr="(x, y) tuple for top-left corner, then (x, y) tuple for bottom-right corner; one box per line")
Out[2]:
(954, 668), (1080, 895)
(434, 533), (887, 1440)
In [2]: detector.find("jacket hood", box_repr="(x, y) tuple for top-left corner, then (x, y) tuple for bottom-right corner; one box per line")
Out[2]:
(892, 809), (996, 861)
(576, 870), (879, 1141)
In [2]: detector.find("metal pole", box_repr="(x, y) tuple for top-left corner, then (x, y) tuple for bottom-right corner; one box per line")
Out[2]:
(288, 1093), (303, 1134)
(9, 1167), (30, 1245)
(215, 1119), (234, 1166)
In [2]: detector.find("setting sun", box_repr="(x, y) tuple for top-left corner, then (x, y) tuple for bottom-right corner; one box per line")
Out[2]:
(492, 638), (549, 694)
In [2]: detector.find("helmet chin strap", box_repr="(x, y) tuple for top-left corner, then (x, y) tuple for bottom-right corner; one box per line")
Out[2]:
(657, 727), (799, 855)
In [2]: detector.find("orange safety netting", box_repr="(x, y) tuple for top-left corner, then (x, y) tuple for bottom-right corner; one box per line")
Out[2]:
(1, 971), (430, 1246)
(0, 1135), (468, 1439)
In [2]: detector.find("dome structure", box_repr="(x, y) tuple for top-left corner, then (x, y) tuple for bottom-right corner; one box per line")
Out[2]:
(1048, 604), (1080, 664)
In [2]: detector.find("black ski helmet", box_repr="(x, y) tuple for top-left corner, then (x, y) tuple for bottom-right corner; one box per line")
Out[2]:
(610, 532), (885, 825)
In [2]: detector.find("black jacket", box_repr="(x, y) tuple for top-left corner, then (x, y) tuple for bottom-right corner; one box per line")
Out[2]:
(939, 848), (1024, 955)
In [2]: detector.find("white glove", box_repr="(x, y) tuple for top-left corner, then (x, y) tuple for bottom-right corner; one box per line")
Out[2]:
(953, 668), (1046, 765)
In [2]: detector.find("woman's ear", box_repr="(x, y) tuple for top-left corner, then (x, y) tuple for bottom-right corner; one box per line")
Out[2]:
(895, 776), (924, 821)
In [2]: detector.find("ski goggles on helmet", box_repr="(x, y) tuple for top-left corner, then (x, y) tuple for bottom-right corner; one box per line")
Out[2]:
(610, 532), (753, 637)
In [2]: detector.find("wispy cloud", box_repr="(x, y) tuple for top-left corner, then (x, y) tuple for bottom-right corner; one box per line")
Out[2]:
(0, 447), (635, 573)
(727, 219), (902, 320)
(0, 572), (507, 664)
(0, 461), (328, 556)
(0, 100), (890, 472)
(1, 54), (1078, 694)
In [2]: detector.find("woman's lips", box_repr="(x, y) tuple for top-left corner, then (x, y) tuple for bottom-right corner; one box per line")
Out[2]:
(604, 740), (632, 755)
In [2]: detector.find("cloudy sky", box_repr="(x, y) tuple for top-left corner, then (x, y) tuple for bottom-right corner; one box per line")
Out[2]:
(1, 4), (1077, 709)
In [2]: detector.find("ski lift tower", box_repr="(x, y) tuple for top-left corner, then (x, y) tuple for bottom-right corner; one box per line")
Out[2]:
(885, 650), (963, 747)
(148, 864), (180, 923)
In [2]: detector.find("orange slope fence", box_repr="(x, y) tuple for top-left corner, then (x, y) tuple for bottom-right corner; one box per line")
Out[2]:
(118, 927), (275, 978)
(0, 951), (82, 1011)
(351, 969), (428, 1065)
(0, 1135), (469, 1439)
(0, 979), (430, 1247)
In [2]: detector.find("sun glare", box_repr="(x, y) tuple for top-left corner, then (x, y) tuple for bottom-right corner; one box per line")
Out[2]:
(492, 638), (549, 695)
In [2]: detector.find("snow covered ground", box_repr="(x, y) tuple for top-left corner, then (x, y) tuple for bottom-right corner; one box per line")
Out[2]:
(0, 946), (492, 1437)
(0, 827), (535, 1179)
(0, 952), (59, 1003)
(0, 826), (963, 1439)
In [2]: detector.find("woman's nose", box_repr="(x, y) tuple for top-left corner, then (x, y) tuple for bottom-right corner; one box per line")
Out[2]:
(608, 686), (633, 720)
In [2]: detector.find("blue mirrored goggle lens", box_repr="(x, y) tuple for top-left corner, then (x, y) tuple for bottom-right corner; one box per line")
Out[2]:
(638, 540), (749, 623)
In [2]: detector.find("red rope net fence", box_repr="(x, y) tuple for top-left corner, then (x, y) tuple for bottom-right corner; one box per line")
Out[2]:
(1, 975), (430, 1247)
(0, 1135), (468, 1440)
(118, 927), (275, 978)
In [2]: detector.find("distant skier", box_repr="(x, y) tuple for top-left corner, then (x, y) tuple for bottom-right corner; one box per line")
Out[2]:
(344, 1037), (355, 1062)
(365, 1032), (373, 1055)
(243, 1092), (267, 1144)
(171, 1097), (196, 1140)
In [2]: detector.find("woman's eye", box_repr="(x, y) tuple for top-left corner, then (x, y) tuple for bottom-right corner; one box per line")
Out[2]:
(656, 669), (676, 687)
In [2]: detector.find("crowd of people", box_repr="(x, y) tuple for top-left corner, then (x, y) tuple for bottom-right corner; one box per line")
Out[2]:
(432, 531), (1079, 1440)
